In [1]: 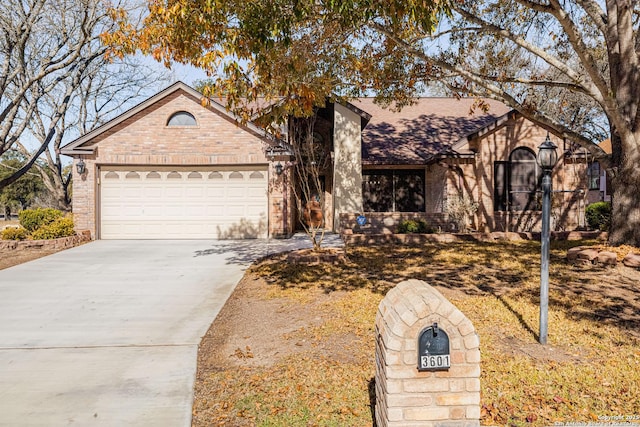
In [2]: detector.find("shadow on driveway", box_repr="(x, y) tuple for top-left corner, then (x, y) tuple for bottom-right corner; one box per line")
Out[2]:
(193, 233), (344, 265)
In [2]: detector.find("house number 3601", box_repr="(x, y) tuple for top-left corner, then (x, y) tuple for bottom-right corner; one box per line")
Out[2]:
(420, 354), (450, 370)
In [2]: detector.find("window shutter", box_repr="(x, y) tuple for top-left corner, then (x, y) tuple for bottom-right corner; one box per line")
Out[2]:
(494, 162), (508, 211)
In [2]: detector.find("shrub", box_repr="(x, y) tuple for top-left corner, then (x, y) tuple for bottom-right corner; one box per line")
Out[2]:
(19, 208), (63, 232)
(445, 194), (479, 233)
(585, 201), (611, 231)
(31, 217), (75, 240)
(397, 219), (434, 234)
(1, 226), (29, 241)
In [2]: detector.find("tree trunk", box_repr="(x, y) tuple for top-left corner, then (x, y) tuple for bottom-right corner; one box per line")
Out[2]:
(608, 133), (640, 247)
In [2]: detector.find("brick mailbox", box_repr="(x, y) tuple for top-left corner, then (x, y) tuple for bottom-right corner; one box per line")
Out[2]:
(375, 279), (481, 426)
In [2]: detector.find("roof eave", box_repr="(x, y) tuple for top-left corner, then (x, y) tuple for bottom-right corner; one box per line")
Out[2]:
(60, 147), (96, 156)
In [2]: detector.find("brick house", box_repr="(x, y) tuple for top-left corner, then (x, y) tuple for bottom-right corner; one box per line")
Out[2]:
(348, 98), (606, 234)
(61, 81), (604, 239)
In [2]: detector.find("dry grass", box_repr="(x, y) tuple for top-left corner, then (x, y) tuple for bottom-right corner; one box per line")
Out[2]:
(193, 240), (640, 426)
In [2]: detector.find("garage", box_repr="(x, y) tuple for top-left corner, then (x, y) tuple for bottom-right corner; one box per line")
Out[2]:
(61, 82), (288, 239)
(99, 167), (268, 239)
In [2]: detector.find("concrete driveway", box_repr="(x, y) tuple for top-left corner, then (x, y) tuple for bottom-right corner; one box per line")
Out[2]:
(0, 236), (342, 426)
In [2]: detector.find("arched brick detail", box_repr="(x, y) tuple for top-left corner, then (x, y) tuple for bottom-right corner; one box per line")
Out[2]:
(375, 279), (480, 426)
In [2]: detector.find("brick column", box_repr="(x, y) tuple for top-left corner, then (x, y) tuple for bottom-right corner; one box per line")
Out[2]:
(375, 279), (480, 426)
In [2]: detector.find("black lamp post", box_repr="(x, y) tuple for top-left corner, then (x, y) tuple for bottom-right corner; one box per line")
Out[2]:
(536, 134), (558, 345)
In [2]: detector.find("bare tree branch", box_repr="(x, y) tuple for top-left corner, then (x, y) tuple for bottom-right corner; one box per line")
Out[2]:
(0, 0), (169, 206)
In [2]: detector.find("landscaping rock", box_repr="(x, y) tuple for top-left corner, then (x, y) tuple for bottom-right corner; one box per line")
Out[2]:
(623, 253), (640, 268)
(567, 246), (585, 261)
(576, 249), (599, 262)
(0, 231), (92, 251)
(596, 251), (617, 266)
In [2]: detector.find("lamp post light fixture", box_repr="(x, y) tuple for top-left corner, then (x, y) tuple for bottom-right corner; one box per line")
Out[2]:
(76, 158), (86, 175)
(536, 134), (558, 345)
(274, 162), (284, 175)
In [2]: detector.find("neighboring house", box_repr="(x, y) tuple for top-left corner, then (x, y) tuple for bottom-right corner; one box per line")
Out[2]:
(61, 82), (605, 239)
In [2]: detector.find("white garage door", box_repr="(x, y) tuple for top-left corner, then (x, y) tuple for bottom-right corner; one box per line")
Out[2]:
(99, 167), (268, 239)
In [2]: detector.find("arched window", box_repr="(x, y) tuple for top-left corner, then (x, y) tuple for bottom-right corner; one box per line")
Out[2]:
(167, 111), (197, 126)
(494, 147), (541, 211)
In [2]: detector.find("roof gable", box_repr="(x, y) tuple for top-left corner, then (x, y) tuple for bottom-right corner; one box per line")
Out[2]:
(61, 81), (273, 155)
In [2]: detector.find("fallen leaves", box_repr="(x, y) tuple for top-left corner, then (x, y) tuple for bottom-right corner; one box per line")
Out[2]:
(193, 241), (640, 427)
(233, 346), (254, 359)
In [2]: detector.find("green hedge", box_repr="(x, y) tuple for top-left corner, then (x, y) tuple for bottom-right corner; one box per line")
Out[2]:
(18, 208), (63, 232)
(1, 208), (76, 240)
(31, 217), (75, 240)
(585, 201), (611, 231)
(1, 227), (29, 241)
(396, 219), (434, 234)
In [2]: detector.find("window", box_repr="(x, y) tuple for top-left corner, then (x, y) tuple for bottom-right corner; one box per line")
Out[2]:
(587, 161), (600, 190)
(494, 147), (541, 211)
(167, 111), (197, 126)
(363, 170), (425, 212)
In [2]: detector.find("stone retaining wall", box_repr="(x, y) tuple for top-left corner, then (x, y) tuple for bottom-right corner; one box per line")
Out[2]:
(0, 230), (92, 251)
(343, 231), (607, 246)
(375, 279), (480, 426)
(340, 212), (449, 235)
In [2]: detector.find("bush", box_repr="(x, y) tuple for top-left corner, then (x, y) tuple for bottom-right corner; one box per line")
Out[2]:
(397, 219), (434, 234)
(1, 226), (29, 240)
(585, 201), (612, 231)
(18, 208), (63, 232)
(445, 194), (479, 233)
(31, 217), (75, 240)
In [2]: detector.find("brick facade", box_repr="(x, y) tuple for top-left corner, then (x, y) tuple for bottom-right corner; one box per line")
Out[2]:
(375, 279), (480, 427)
(67, 86), (288, 238)
(455, 115), (589, 232)
(64, 86), (594, 239)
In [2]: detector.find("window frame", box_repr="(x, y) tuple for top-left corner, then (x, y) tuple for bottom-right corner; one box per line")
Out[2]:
(587, 161), (601, 191)
(362, 169), (426, 213)
(166, 111), (198, 127)
(494, 147), (541, 212)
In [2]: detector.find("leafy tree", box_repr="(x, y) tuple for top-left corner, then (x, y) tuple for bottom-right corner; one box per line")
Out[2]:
(0, 154), (44, 220)
(0, 0), (169, 209)
(107, 0), (640, 246)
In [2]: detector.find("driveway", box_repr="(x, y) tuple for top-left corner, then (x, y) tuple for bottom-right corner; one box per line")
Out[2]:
(0, 236), (342, 426)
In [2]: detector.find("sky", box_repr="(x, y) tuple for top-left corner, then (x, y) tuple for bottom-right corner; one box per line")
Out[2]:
(166, 62), (209, 86)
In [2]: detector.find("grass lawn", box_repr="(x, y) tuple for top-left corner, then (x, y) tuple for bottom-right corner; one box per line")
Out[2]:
(193, 240), (640, 427)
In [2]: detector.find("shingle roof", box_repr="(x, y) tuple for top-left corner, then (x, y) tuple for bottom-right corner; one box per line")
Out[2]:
(354, 98), (512, 165)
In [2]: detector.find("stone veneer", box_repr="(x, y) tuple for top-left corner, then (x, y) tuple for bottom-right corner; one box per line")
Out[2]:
(375, 279), (480, 427)
(0, 231), (92, 251)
